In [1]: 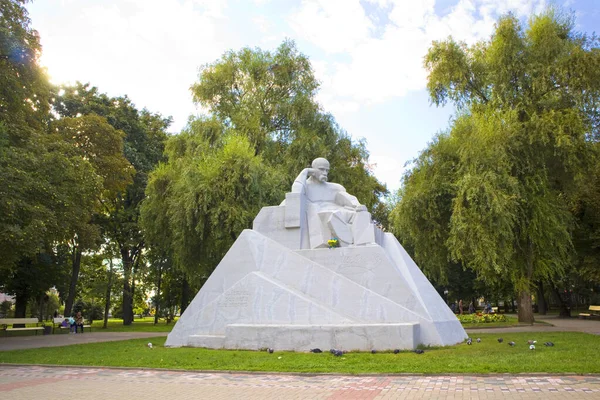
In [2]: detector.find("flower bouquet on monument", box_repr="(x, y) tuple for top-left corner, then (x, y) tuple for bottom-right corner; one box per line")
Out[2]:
(327, 238), (340, 248)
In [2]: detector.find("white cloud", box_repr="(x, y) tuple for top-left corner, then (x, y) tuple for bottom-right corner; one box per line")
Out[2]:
(289, 0), (546, 115)
(253, 15), (271, 33)
(33, 0), (236, 132)
(288, 0), (373, 53)
(369, 154), (405, 190)
(286, 0), (546, 189)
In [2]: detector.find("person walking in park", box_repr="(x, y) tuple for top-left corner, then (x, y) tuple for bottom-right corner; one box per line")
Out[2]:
(459, 299), (464, 315)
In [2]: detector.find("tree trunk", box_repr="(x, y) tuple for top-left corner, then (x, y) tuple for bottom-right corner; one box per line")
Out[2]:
(180, 277), (190, 314)
(154, 262), (162, 325)
(103, 258), (113, 329)
(536, 281), (547, 315)
(552, 286), (571, 318)
(131, 274), (136, 319)
(121, 248), (134, 325)
(37, 294), (44, 322)
(517, 290), (534, 324)
(64, 245), (82, 317)
(14, 292), (28, 319)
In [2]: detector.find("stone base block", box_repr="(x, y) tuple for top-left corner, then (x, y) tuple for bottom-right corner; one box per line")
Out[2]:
(220, 323), (419, 351)
(187, 334), (226, 348)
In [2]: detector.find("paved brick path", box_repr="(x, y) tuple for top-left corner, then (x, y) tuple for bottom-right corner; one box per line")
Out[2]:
(0, 365), (598, 399)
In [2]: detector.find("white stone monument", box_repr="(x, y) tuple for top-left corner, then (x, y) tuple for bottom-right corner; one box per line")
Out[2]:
(165, 158), (467, 351)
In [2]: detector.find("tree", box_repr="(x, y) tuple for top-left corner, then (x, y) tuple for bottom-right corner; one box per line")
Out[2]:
(192, 39), (319, 156)
(1, 1), (109, 317)
(191, 40), (386, 204)
(142, 126), (285, 281)
(53, 82), (170, 324)
(51, 114), (133, 316)
(141, 41), (387, 298)
(390, 133), (460, 284)
(394, 9), (599, 323)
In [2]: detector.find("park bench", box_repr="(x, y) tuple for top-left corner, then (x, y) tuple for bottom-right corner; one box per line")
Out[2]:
(52, 317), (92, 333)
(578, 305), (600, 320)
(0, 318), (44, 336)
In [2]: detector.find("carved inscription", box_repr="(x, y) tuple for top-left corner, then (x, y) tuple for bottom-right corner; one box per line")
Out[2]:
(218, 290), (251, 309)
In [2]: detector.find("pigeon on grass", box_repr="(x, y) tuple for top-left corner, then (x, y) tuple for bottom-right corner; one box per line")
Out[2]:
(414, 349), (424, 354)
(544, 342), (555, 347)
(508, 341), (516, 347)
(310, 348), (322, 353)
(497, 338), (504, 343)
(466, 338), (472, 345)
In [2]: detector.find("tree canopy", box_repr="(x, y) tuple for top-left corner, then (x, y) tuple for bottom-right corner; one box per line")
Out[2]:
(141, 41), (387, 283)
(392, 9), (600, 322)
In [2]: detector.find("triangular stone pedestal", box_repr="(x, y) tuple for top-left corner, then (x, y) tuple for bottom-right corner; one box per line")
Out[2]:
(166, 204), (467, 350)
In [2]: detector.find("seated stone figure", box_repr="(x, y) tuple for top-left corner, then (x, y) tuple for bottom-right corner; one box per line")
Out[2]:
(285, 158), (375, 248)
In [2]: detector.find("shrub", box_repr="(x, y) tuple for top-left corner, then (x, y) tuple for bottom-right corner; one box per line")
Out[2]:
(457, 313), (507, 323)
(73, 299), (104, 321)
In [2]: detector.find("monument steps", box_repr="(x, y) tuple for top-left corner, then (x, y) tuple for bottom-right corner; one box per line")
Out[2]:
(188, 334), (226, 348)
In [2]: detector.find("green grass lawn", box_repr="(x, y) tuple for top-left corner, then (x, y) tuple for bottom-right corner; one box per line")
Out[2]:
(1, 332), (598, 374)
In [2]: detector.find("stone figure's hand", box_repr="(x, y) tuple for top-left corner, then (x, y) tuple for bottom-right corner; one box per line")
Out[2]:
(356, 205), (367, 212)
(306, 168), (319, 178)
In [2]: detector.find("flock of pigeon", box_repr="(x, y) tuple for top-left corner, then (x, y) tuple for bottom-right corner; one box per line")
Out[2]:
(465, 337), (555, 350)
(264, 347), (426, 355)
(261, 338), (556, 355)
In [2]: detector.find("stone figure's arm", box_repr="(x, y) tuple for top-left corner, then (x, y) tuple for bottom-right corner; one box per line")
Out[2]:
(291, 168), (317, 193)
(335, 191), (367, 211)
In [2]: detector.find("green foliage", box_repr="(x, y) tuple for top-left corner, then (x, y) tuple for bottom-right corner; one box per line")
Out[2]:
(192, 39), (319, 154)
(142, 41), (387, 283)
(0, 300), (13, 318)
(393, 9), (600, 322)
(143, 130), (285, 279)
(0, 0), (50, 134)
(72, 299), (104, 321)
(53, 82), (171, 324)
(52, 114), (134, 198)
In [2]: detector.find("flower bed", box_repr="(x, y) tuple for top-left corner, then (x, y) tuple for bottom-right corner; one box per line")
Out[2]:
(457, 313), (508, 324)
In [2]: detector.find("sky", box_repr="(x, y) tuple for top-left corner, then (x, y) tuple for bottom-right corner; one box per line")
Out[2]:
(27, 0), (599, 192)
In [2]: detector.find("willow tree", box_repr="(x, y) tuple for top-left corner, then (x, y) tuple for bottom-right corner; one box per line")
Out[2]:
(142, 41), (386, 294)
(395, 9), (599, 323)
(191, 40), (386, 208)
(141, 119), (285, 284)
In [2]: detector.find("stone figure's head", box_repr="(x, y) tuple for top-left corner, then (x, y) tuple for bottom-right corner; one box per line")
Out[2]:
(311, 158), (330, 183)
